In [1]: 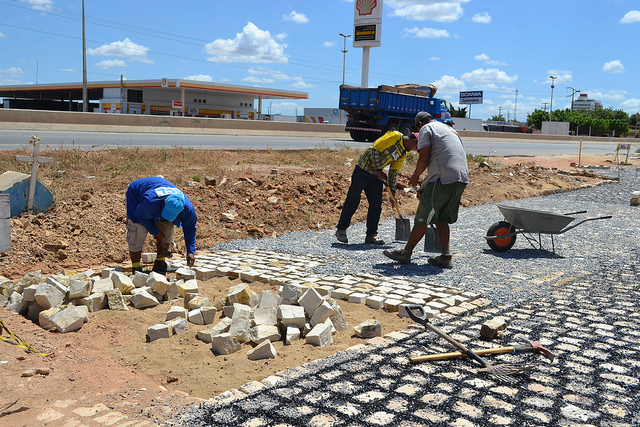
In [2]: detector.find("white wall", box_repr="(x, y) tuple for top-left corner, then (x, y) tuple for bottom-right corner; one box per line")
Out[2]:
(451, 118), (484, 131)
(541, 121), (570, 135)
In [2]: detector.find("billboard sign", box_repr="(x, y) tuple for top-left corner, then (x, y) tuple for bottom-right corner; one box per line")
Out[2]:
(459, 91), (483, 104)
(353, 0), (382, 47)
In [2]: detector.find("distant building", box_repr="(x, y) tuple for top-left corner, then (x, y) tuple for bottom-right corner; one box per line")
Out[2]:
(572, 93), (602, 111)
(0, 79), (307, 119)
(303, 108), (341, 124)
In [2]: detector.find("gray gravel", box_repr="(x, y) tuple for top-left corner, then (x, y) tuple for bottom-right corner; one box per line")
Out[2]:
(213, 166), (640, 305)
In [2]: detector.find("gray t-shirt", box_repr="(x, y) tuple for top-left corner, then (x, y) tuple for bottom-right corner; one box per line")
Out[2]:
(418, 121), (469, 185)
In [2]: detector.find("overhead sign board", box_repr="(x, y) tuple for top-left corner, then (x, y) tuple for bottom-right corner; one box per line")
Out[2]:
(459, 91), (483, 104)
(353, 0), (382, 47)
(172, 100), (183, 109)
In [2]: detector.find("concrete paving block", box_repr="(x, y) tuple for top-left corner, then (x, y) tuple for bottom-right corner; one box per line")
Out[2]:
(347, 292), (369, 304)
(166, 306), (188, 321)
(91, 277), (114, 294)
(105, 289), (128, 311)
(298, 287), (324, 317)
(148, 272), (170, 296)
(129, 289), (159, 309)
(228, 304), (253, 343)
(38, 307), (61, 330)
(44, 277), (67, 295)
(6, 292), (27, 315)
(165, 282), (180, 301)
(132, 271), (149, 288)
(68, 279), (91, 300)
(178, 279), (199, 297)
(330, 289), (352, 301)
(22, 284), (38, 302)
(249, 324), (281, 344)
(188, 308), (206, 325)
(285, 325), (301, 345)
(227, 283), (254, 305)
(280, 283), (308, 304)
(111, 272), (135, 295)
(247, 340), (277, 360)
(148, 323), (172, 342)
(305, 323), (333, 347)
(188, 294), (212, 310)
(34, 283), (65, 310)
(194, 267), (218, 281)
(310, 301), (334, 326)
(101, 267), (115, 279)
(175, 267), (196, 281)
(211, 333), (241, 355)
(76, 293), (108, 312)
(253, 307), (277, 326)
(166, 317), (189, 335)
(383, 298), (403, 312)
(201, 306), (217, 324)
(277, 304), (306, 328)
(141, 252), (156, 263)
(327, 299), (348, 332)
(25, 301), (44, 322)
(354, 319), (382, 338)
(257, 290), (279, 309)
(51, 306), (85, 333)
(481, 317), (507, 339)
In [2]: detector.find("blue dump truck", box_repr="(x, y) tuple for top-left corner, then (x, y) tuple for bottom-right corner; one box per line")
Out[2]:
(339, 84), (452, 142)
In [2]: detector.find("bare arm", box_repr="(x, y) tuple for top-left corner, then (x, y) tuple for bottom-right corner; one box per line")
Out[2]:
(409, 146), (431, 187)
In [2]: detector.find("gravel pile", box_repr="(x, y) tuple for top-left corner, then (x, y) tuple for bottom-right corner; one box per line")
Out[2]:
(213, 166), (639, 305)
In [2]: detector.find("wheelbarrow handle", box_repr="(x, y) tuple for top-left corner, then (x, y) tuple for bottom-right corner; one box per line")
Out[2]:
(562, 210), (587, 216)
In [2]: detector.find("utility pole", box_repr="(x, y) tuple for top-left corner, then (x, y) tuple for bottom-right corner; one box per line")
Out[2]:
(497, 106), (502, 120)
(542, 102), (549, 112)
(82, 0), (88, 112)
(549, 75), (557, 122)
(567, 86), (580, 111)
(339, 33), (351, 125)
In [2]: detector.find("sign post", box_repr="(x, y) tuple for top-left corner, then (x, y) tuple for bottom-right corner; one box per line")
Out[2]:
(353, 0), (382, 87)
(15, 136), (53, 214)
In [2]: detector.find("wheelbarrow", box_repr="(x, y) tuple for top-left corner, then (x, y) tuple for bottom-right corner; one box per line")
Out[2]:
(485, 204), (612, 252)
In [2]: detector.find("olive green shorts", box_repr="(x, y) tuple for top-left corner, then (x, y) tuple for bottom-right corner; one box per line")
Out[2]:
(415, 180), (466, 225)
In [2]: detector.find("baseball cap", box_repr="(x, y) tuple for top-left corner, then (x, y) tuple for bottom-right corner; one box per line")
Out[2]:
(414, 111), (432, 127)
(162, 192), (185, 221)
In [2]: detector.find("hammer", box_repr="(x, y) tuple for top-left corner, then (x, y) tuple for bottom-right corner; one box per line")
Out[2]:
(409, 341), (554, 364)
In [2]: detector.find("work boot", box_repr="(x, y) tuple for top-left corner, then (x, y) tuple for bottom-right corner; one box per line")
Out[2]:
(428, 255), (453, 269)
(335, 229), (348, 244)
(152, 259), (168, 275)
(365, 234), (385, 245)
(131, 266), (143, 274)
(383, 249), (411, 264)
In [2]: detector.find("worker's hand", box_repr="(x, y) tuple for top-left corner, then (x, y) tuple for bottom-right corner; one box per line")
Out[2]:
(186, 253), (195, 267)
(376, 170), (387, 182)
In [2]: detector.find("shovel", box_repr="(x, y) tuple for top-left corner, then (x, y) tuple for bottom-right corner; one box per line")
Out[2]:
(406, 305), (536, 382)
(386, 186), (411, 241)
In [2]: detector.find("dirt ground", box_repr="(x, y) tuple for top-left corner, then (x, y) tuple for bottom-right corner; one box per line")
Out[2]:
(0, 147), (626, 424)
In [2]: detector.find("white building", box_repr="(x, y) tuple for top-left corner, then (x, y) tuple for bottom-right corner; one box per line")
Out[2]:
(572, 93), (602, 111)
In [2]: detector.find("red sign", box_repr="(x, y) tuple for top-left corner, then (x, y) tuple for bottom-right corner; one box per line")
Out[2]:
(172, 100), (183, 108)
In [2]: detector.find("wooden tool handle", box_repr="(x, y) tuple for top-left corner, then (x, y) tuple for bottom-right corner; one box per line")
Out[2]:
(386, 186), (403, 218)
(409, 346), (516, 363)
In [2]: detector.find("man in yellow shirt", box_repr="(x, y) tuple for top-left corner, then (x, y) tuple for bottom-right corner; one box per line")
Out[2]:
(336, 130), (418, 244)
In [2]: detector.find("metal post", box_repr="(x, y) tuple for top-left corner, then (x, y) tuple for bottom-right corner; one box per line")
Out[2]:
(82, 0), (88, 112)
(549, 75), (557, 122)
(361, 46), (370, 87)
(339, 33), (351, 125)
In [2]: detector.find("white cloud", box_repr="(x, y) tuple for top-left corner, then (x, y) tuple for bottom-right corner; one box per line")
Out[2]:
(19, 0), (53, 11)
(60, 68), (74, 73)
(603, 60), (625, 74)
(475, 53), (489, 61)
(0, 67), (25, 78)
(0, 32), (6, 38)
(205, 22), (288, 64)
(87, 38), (153, 64)
(462, 68), (518, 84)
(620, 10), (640, 23)
(95, 59), (126, 69)
(475, 53), (506, 66)
(430, 56), (440, 61)
(323, 41), (336, 47)
(546, 70), (572, 84)
(245, 67), (311, 89)
(620, 98), (640, 110)
(403, 27), (450, 38)
(184, 74), (213, 82)
(472, 12), (491, 24)
(432, 75), (466, 91)
(387, 0), (469, 22)
(283, 11), (309, 24)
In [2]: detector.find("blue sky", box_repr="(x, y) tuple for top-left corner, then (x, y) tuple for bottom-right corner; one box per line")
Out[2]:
(1, 0), (639, 119)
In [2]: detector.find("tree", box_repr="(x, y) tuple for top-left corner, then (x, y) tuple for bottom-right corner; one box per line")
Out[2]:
(526, 109), (549, 130)
(488, 114), (505, 121)
(449, 105), (467, 118)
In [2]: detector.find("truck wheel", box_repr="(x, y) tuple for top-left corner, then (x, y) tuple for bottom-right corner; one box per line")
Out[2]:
(365, 131), (378, 142)
(385, 122), (399, 132)
(400, 122), (413, 136)
(349, 130), (367, 142)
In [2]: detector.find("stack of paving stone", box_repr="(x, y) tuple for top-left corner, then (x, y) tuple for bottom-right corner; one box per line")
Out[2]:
(194, 282), (349, 360)
(174, 249), (490, 320)
(0, 260), (199, 333)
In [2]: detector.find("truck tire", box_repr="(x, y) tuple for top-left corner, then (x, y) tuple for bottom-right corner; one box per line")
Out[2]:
(385, 122), (399, 132)
(365, 131), (378, 142)
(349, 130), (368, 142)
(399, 122), (413, 136)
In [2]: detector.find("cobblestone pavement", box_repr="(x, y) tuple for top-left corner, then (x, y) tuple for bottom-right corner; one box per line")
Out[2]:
(170, 168), (640, 426)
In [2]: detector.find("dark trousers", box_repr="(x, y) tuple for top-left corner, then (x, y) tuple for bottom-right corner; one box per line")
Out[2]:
(337, 166), (383, 235)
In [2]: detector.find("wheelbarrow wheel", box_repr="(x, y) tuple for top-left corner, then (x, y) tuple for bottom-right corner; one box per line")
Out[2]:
(487, 221), (516, 252)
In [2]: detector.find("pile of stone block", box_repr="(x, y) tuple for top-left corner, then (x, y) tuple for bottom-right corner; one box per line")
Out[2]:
(1, 264), (199, 334)
(187, 282), (348, 360)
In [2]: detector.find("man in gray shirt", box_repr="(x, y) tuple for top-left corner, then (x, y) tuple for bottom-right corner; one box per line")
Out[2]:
(384, 111), (468, 268)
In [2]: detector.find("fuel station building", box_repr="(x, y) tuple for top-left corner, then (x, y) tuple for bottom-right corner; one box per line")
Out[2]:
(0, 78), (308, 120)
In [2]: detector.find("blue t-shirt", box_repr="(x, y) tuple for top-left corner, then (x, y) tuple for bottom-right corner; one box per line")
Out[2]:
(126, 177), (197, 254)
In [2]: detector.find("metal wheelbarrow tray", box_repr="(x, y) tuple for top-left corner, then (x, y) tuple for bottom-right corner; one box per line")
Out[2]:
(485, 204), (612, 252)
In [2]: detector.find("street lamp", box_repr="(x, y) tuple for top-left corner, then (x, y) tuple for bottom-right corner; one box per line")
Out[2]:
(82, 0), (88, 112)
(549, 75), (557, 122)
(339, 33), (351, 86)
(567, 86), (580, 111)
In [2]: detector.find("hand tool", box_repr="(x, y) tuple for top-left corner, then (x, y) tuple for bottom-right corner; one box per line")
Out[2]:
(386, 186), (410, 241)
(409, 340), (554, 363)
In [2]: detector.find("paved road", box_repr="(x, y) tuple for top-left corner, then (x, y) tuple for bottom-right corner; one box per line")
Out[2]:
(0, 128), (629, 157)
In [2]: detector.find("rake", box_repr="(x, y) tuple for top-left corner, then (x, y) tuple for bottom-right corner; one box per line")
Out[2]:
(406, 305), (537, 383)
